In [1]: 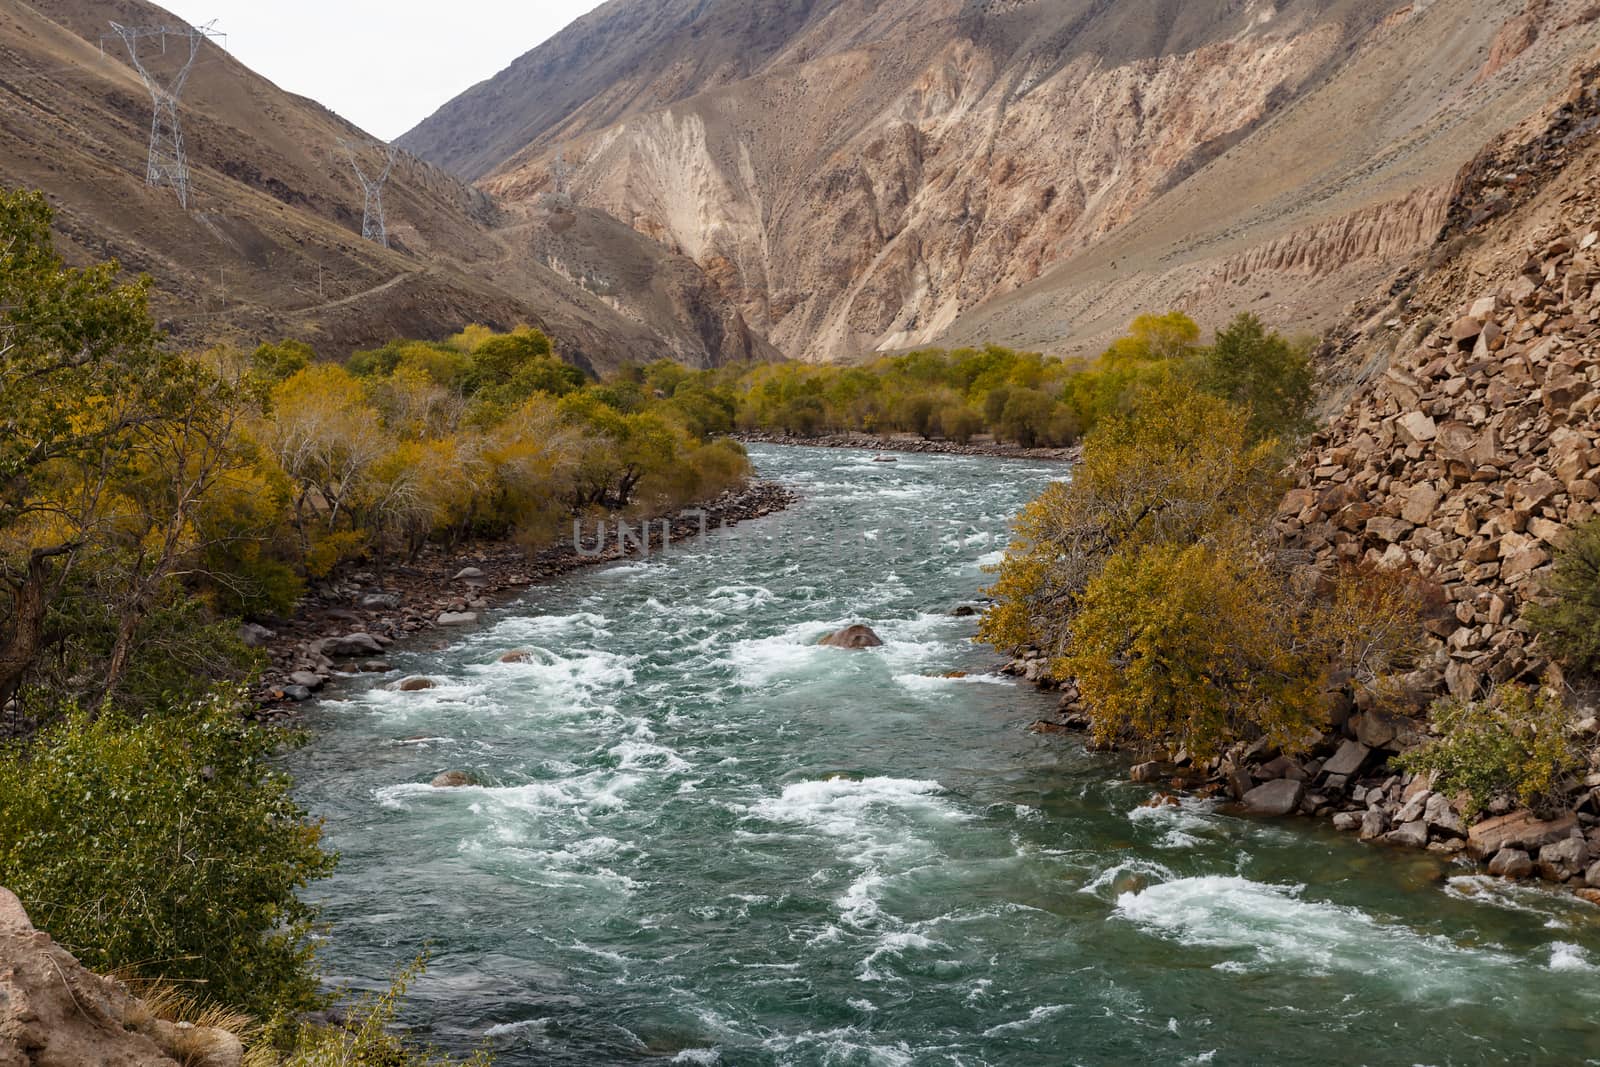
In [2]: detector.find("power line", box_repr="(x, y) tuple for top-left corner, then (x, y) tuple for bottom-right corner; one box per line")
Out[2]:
(339, 139), (398, 248)
(100, 20), (227, 210)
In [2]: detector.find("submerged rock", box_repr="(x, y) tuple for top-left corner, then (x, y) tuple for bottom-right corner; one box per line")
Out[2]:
(819, 624), (884, 649)
(431, 770), (474, 788)
(396, 677), (438, 693)
(499, 649), (536, 664)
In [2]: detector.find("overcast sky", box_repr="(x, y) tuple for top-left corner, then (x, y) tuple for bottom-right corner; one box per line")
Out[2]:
(162, 1), (606, 140)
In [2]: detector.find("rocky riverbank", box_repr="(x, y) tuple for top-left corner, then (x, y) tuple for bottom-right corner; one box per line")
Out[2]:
(1001, 201), (1600, 905)
(733, 430), (1078, 462)
(1011, 649), (1600, 905)
(247, 481), (797, 720)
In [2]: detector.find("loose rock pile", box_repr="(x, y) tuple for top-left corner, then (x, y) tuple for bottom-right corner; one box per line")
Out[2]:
(1279, 223), (1600, 701)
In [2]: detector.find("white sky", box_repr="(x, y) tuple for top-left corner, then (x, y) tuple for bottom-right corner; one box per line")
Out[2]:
(162, 1), (607, 140)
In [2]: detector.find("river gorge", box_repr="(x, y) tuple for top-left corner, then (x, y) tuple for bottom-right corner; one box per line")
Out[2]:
(288, 446), (1600, 1066)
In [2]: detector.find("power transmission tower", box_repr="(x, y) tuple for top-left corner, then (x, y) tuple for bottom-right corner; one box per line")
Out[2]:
(102, 20), (226, 209)
(340, 140), (399, 248)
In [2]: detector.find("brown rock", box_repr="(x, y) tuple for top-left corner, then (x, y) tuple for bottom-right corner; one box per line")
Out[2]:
(431, 770), (475, 788)
(1488, 848), (1534, 878)
(396, 677), (439, 692)
(819, 624), (885, 649)
(1242, 779), (1305, 817)
(1467, 810), (1579, 859)
(1450, 316), (1485, 347)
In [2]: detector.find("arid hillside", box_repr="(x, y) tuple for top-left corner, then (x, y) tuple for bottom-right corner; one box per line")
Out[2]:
(403, 0), (1600, 362)
(0, 0), (775, 370)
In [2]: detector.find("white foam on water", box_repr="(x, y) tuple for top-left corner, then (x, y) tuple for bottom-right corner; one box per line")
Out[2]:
(727, 622), (843, 686)
(975, 550), (1006, 567)
(980, 1004), (1068, 1038)
(893, 672), (1011, 697)
(609, 739), (691, 774)
(1078, 858), (1177, 900)
(858, 930), (946, 982)
(1128, 797), (1221, 850)
(1444, 875), (1583, 928)
(758, 1029), (915, 1067)
(705, 584), (777, 612)
(746, 777), (965, 867)
(475, 647), (638, 713)
(1549, 942), (1595, 971)
(1115, 876), (1515, 990)
(837, 871), (890, 927)
(375, 769), (644, 816)
(489, 610), (610, 640)
(670, 1051), (721, 1065)
(484, 1018), (549, 1038)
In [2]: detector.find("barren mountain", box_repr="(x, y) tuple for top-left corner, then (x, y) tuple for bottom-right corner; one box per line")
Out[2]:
(0, 0), (775, 370)
(403, 0), (1600, 362)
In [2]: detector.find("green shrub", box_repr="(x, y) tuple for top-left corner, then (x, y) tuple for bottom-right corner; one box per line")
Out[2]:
(1527, 517), (1600, 676)
(1199, 314), (1314, 445)
(1401, 685), (1581, 818)
(0, 692), (337, 1016)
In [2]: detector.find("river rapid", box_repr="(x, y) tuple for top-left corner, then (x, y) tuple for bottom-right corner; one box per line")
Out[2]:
(289, 444), (1600, 1066)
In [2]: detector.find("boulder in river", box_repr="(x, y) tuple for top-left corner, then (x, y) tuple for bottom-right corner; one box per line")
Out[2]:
(951, 605), (979, 618)
(819, 624), (885, 649)
(1488, 848), (1535, 879)
(1241, 779), (1305, 817)
(499, 649), (535, 664)
(432, 770), (474, 788)
(396, 677), (438, 692)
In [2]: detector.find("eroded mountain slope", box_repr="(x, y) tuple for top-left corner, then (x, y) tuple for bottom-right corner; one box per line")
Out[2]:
(406, 0), (1600, 362)
(1, 0), (774, 369)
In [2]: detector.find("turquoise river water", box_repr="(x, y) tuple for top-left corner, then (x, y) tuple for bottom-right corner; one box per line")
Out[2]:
(290, 445), (1600, 1066)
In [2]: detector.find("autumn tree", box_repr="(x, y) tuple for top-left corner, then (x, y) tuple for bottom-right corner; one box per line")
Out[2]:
(0, 188), (205, 705)
(980, 375), (1284, 657)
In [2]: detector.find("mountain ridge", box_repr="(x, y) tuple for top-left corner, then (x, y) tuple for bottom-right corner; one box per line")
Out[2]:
(402, 0), (1600, 363)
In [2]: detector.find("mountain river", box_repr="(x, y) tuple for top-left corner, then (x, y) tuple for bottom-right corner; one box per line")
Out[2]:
(289, 444), (1600, 1066)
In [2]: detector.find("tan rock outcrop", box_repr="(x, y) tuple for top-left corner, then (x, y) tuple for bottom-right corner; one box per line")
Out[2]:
(0, 888), (241, 1067)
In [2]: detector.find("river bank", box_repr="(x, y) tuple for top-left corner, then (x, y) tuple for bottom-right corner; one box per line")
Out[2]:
(732, 429), (1078, 461)
(248, 480), (798, 721)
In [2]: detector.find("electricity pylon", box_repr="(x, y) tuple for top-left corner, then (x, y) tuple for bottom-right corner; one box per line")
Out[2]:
(340, 140), (399, 248)
(103, 20), (225, 209)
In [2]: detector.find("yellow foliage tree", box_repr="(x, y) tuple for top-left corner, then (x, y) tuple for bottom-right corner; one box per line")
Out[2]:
(979, 375), (1284, 658)
(1063, 538), (1321, 759)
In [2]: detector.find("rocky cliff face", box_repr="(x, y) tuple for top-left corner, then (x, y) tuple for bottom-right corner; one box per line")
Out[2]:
(405, 0), (1600, 362)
